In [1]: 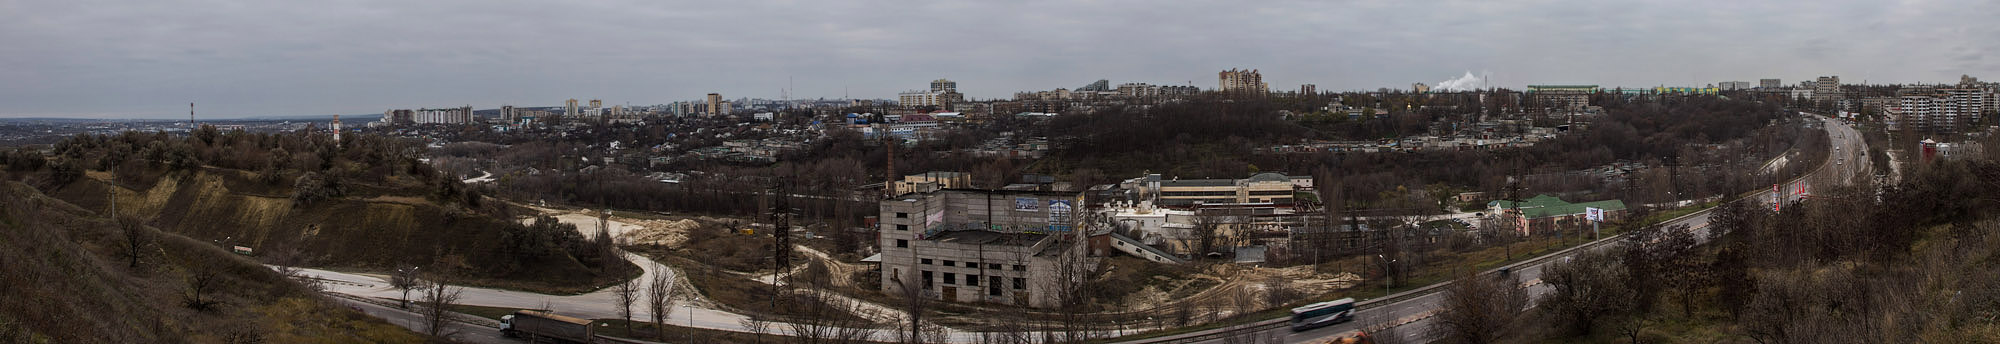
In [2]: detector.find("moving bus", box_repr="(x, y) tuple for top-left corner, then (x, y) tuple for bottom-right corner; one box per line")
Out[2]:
(1290, 298), (1357, 332)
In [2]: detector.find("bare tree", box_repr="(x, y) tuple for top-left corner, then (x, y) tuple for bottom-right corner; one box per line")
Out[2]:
(117, 215), (151, 270)
(1190, 210), (1222, 259)
(646, 262), (678, 342)
(738, 317), (771, 344)
(916, 321), (948, 344)
(786, 261), (880, 344)
(182, 259), (223, 311)
(266, 245), (325, 293)
(419, 256), (468, 340)
(1045, 240), (1098, 342)
(1537, 250), (1633, 336)
(1432, 271), (1526, 344)
(613, 275), (642, 334)
(1263, 277), (1299, 309)
(389, 264), (424, 309)
(889, 266), (932, 344)
(1614, 313), (1657, 344)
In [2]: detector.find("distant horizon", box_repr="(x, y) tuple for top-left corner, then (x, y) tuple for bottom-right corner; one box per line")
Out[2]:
(0, 77), (1980, 120)
(5, 0), (1993, 119)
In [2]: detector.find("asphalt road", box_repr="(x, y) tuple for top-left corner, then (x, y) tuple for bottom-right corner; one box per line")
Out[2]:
(1203, 115), (1867, 344)
(330, 295), (526, 343)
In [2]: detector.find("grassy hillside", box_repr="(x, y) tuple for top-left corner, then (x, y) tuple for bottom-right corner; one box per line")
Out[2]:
(0, 181), (424, 343)
(46, 167), (637, 294)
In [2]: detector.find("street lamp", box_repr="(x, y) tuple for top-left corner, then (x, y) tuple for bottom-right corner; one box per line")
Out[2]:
(1376, 254), (1397, 297)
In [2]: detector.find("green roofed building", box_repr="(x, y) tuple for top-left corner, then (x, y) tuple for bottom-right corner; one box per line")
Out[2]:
(1488, 194), (1626, 235)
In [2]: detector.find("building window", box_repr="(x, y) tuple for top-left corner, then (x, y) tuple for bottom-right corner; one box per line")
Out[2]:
(967, 275), (980, 286)
(1013, 277), (1026, 290)
(988, 263), (1001, 269)
(1013, 265), (1026, 271)
(897, 212), (909, 218)
(921, 258), (933, 265)
(922, 271), (934, 288)
(897, 224), (909, 231)
(943, 260), (955, 267)
(990, 276), (1004, 295)
(897, 239), (908, 248)
(943, 273), (956, 285)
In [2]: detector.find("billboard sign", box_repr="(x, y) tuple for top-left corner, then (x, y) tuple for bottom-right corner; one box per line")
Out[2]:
(1047, 200), (1074, 232)
(1014, 197), (1039, 212)
(1585, 207), (1605, 222)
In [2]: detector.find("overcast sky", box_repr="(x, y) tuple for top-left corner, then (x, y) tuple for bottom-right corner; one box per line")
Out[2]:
(3, 0), (1995, 119)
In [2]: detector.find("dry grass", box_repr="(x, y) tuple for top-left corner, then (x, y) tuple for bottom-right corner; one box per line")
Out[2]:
(0, 181), (425, 343)
(47, 170), (640, 295)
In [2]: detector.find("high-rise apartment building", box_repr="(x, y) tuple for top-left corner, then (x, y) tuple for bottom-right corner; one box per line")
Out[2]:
(900, 79), (965, 108)
(1300, 84), (1316, 96)
(1219, 68), (1267, 96)
(1760, 79), (1782, 89)
(565, 99), (580, 119)
(706, 93), (723, 116)
(1814, 76), (1842, 101)
(1890, 88), (1987, 133)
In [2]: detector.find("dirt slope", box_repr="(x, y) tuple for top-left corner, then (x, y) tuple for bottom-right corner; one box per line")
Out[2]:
(0, 181), (424, 343)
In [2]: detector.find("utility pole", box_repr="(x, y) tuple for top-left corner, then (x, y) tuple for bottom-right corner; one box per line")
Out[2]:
(772, 183), (792, 282)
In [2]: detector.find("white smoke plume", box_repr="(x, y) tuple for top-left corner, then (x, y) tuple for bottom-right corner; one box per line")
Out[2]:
(1433, 71), (1491, 92)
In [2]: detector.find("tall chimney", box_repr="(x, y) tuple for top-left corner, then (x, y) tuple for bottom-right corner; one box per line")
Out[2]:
(885, 138), (896, 197)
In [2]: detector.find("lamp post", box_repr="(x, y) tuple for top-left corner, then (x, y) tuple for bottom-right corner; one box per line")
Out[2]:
(1375, 254), (1397, 297)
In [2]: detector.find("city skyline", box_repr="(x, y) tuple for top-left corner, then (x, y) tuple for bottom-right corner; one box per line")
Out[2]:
(4, 0), (1996, 119)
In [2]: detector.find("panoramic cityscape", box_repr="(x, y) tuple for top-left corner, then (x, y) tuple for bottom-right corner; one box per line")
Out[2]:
(3, 1), (1999, 344)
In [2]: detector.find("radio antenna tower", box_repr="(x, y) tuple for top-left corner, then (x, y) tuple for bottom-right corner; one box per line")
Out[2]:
(189, 102), (196, 127)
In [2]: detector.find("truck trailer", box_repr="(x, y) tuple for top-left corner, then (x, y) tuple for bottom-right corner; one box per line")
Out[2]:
(500, 310), (596, 344)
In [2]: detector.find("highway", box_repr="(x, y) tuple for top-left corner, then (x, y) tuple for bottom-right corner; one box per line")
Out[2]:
(328, 294), (526, 343)
(1174, 115), (1867, 344)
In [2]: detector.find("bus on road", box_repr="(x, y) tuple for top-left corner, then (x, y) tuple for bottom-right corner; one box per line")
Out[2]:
(1291, 298), (1357, 331)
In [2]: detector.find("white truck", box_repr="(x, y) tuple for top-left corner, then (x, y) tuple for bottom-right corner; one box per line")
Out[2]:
(500, 310), (596, 344)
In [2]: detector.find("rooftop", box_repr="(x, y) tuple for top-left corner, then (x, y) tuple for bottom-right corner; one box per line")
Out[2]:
(1493, 194), (1627, 219)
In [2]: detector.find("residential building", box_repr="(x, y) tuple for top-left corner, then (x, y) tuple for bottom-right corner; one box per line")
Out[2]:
(1077, 79), (1111, 92)
(1219, 68), (1267, 97)
(706, 93), (724, 116)
(566, 99), (580, 119)
(900, 79), (966, 108)
(877, 189), (1093, 308)
(1760, 79), (1782, 89)
(1814, 76), (1842, 102)
(1890, 88), (1987, 133)
(1526, 85), (1598, 111)
(381, 106), (473, 125)
(1414, 83), (1431, 93)
(1718, 81), (1752, 90)
(380, 109), (413, 125)
(1489, 194), (1626, 235)
(1300, 84), (1317, 96)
